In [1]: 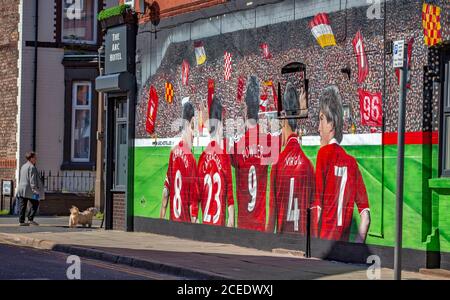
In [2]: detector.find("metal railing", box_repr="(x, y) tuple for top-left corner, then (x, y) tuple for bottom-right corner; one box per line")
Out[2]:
(40, 171), (95, 194)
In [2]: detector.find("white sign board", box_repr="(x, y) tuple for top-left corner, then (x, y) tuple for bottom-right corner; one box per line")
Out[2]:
(2, 181), (12, 196)
(124, 0), (134, 8)
(393, 40), (405, 69)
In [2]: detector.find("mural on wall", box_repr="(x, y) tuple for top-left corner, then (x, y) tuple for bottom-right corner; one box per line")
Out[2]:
(133, 0), (450, 250)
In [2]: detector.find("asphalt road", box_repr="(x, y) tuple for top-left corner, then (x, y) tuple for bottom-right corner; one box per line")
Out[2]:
(0, 243), (181, 280)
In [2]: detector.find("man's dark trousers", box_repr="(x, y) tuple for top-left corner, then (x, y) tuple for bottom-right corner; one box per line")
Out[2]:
(18, 197), (39, 223)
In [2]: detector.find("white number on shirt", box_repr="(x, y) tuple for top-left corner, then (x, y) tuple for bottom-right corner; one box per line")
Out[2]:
(286, 178), (300, 231)
(247, 165), (257, 212)
(203, 173), (222, 224)
(173, 170), (182, 219)
(334, 166), (348, 227)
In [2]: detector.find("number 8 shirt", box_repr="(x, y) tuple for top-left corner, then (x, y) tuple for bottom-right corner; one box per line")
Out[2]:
(164, 141), (199, 223)
(313, 139), (370, 241)
(197, 140), (234, 226)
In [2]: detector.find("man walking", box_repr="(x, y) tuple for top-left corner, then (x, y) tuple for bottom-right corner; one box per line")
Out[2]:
(17, 152), (42, 226)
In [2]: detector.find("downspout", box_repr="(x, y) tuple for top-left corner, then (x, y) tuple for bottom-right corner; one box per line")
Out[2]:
(32, 0), (38, 151)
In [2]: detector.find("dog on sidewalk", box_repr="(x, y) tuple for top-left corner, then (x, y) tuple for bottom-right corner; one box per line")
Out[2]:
(69, 206), (98, 228)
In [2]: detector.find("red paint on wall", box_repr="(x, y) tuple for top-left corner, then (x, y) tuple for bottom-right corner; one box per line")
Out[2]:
(382, 131), (439, 145)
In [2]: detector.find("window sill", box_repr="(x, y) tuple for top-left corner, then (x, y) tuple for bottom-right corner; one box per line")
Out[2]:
(111, 187), (126, 193)
(61, 162), (95, 171)
(429, 178), (450, 190)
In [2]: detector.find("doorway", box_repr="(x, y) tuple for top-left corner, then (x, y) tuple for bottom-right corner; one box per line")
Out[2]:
(105, 94), (129, 230)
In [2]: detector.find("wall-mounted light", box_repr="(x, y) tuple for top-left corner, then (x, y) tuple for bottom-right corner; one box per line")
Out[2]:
(246, 2), (253, 6)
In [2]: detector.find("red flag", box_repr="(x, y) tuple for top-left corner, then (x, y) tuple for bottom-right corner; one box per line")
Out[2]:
(352, 30), (369, 83)
(207, 79), (214, 112)
(224, 52), (232, 81)
(146, 86), (158, 134)
(358, 89), (382, 127)
(237, 76), (245, 103)
(181, 60), (190, 86)
(395, 38), (414, 89)
(165, 82), (174, 104)
(309, 13), (336, 48)
(260, 43), (272, 59)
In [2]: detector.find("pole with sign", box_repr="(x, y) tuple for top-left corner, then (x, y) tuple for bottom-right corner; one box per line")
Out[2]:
(393, 40), (408, 280)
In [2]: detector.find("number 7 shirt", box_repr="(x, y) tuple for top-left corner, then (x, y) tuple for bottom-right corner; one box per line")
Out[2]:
(312, 139), (370, 241)
(164, 140), (199, 223)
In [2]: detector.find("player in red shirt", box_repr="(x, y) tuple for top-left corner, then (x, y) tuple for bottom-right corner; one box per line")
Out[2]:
(266, 83), (315, 234)
(311, 86), (371, 242)
(197, 96), (235, 227)
(229, 76), (279, 231)
(160, 101), (199, 223)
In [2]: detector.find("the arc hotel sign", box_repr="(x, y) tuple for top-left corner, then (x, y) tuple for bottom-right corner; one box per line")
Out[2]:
(105, 25), (131, 75)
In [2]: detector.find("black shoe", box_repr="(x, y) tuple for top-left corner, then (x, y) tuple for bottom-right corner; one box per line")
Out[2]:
(19, 222), (29, 226)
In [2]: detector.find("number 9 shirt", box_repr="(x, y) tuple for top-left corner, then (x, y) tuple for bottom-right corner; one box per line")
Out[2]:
(230, 125), (278, 231)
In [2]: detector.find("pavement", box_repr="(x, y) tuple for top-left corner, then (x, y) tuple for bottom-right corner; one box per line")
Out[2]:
(0, 216), (449, 280)
(0, 243), (183, 280)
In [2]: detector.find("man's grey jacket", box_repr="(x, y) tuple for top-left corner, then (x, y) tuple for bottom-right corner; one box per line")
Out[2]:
(16, 161), (44, 200)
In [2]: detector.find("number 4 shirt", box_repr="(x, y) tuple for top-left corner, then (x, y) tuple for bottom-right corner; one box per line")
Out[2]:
(197, 140), (234, 226)
(164, 140), (199, 223)
(267, 134), (315, 234)
(313, 139), (370, 241)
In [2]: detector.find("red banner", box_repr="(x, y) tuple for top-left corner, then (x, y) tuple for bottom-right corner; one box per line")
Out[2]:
(358, 89), (382, 127)
(260, 43), (272, 59)
(224, 52), (232, 81)
(237, 76), (245, 103)
(207, 79), (215, 112)
(181, 59), (190, 86)
(146, 86), (159, 134)
(352, 30), (369, 84)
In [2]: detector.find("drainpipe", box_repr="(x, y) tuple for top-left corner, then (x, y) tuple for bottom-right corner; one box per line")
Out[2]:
(95, 46), (105, 213)
(32, 0), (38, 151)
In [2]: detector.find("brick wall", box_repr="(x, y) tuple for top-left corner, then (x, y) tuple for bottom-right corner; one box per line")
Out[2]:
(38, 193), (94, 216)
(112, 192), (126, 230)
(0, 0), (19, 183)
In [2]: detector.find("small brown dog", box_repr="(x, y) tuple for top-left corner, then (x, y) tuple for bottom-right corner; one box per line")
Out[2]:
(69, 206), (98, 228)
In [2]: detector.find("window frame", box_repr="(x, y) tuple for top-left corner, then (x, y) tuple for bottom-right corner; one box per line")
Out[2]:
(56, 0), (103, 48)
(62, 61), (98, 171)
(441, 57), (450, 177)
(61, 0), (98, 45)
(114, 99), (128, 190)
(71, 81), (93, 163)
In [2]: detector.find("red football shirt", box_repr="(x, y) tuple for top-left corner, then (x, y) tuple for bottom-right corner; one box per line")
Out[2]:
(164, 140), (199, 223)
(267, 134), (315, 234)
(197, 140), (234, 226)
(312, 141), (370, 241)
(230, 125), (279, 231)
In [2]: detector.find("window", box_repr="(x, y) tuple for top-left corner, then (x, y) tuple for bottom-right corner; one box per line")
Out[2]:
(62, 0), (98, 44)
(62, 61), (98, 170)
(114, 99), (128, 189)
(443, 61), (450, 176)
(71, 82), (92, 162)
